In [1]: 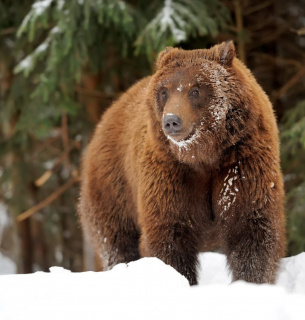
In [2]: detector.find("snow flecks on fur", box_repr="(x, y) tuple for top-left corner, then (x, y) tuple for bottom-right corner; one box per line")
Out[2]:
(99, 246), (117, 271)
(168, 61), (232, 151)
(201, 62), (231, 131)
(165, 61), (233, 154)
(177, 84), (183, 91)
(219, 166), (239, 216)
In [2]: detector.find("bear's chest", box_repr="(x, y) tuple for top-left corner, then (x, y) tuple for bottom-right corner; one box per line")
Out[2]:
(180, 170), (214, 223)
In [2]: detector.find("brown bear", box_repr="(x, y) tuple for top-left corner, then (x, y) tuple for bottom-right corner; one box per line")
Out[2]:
(78, 41), (286, 285)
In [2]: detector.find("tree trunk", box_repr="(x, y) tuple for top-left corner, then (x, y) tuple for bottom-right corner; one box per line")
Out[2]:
(17, 219), (32, 273)
(81, 73), (102, 124)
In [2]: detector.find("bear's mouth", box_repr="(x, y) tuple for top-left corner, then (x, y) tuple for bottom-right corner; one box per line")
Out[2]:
(167, 127), (201, 147)
(182, 128), (198, 141)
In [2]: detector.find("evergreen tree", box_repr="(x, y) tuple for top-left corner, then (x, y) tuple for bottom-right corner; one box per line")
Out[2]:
(281, 100), (305, 255)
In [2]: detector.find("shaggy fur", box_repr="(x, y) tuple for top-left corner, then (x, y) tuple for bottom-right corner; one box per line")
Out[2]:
(78, 42), (286, 285)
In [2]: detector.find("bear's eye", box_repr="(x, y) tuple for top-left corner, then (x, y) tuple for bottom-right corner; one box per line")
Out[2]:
(161, 89), (169, 101)
(189, 88), (199, 97)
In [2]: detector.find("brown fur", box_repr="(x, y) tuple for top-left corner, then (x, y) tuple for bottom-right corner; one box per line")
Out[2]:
(78, 42), (286, 285)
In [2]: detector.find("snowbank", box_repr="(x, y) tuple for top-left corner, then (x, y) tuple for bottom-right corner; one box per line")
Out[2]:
(0, 252), (304, 320)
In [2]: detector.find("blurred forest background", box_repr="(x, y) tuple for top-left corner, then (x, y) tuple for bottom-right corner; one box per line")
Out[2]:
(0, 0), (305, 274)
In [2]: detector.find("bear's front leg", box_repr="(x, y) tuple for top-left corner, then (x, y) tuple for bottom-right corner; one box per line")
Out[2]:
(137, 157), (200, 285)
(213, 159), (286, 284)
(224, 212), (284, 283)
(140, 221), (199, 285)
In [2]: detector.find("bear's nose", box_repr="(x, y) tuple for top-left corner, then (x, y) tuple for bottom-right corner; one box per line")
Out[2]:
(163, 114), (183, 134)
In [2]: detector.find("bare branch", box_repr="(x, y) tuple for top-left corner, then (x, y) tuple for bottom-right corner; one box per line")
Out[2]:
(17, 173), (79, 223)
(0, 27), (15, 35)
(272, 68), (305, 103)
(61, 113), (71, 172)
(34, 140), (80, 187)
(256, 53), (302, 68)
(244, 1), (273, 16)
(290, 27), (305, 36)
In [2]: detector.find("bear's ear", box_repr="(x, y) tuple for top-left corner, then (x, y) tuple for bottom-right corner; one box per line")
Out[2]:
(213, 41), (236, 66)
(155, 47), (179, 69)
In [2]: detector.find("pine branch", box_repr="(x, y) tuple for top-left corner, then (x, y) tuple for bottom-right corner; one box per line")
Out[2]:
(135, 0), (228, 58)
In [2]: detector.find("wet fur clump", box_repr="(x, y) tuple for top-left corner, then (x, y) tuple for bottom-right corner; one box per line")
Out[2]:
(78, 41), (286, 285)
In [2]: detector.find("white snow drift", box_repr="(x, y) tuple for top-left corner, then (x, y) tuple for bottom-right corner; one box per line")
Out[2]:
(0, 252), (304, 320)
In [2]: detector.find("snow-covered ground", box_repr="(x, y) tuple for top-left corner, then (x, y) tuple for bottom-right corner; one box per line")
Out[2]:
(0, 252), (304, 320)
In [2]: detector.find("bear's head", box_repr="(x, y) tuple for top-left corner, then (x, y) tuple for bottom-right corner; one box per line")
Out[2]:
(148, 41), (259, 167)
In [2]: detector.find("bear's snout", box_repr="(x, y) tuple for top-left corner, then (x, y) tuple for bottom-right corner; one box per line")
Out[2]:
(163, 114), (183, 135)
